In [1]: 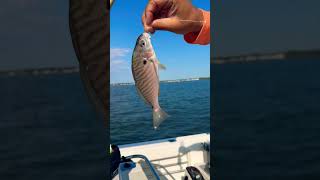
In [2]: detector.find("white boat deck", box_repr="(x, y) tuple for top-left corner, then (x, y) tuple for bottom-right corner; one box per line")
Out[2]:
(113, 133), (210, 180)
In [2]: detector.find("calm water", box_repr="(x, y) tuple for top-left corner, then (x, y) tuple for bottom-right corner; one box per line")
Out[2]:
(110, 79), (210, 145)
(2, 60), (320, 179)
(0, 74), (106, 180)
(213, 59), (320, 180)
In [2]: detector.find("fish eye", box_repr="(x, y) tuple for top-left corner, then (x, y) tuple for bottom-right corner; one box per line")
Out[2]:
(140, 41), (145, 47)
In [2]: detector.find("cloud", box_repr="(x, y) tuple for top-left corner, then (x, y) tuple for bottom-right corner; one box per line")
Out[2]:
(110, 48), (134, 83)
(110, 48), (131, 72)
(111, 48), (131, 59)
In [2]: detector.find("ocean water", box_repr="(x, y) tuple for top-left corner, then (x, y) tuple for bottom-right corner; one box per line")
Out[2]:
(213, 59), (320, 180)
(0, 74), (106, 180)
(110, 79), (210, 145)
(2, 59), (320, 179)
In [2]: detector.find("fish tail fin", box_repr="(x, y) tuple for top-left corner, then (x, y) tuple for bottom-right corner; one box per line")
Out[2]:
(153, 108), (169, 130)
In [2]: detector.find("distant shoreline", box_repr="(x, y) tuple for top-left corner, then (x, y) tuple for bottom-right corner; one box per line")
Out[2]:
(111, 77), (210, 86)
(0, 67), (79, 76)
(2, 49), (319, 76)
(212, 49), (320, 64)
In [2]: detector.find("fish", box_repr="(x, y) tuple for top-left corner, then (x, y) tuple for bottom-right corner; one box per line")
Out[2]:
(69, 0), (109, 126)
(132, 32), (169, 129)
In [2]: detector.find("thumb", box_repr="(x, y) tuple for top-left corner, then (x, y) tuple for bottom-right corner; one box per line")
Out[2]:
(151, 18), (181, 33)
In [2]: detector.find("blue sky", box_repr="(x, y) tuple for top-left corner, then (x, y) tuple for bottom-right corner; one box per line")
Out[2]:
(213, 0), (320, 56)
(2, 1), (320, 71)
(111, 0), (210, 83)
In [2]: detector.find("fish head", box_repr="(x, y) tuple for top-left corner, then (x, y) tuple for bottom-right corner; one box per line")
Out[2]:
(135, 32), (154, 59)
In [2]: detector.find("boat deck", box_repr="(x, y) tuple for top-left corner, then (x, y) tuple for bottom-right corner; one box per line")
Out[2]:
(114, 133), (210, 180)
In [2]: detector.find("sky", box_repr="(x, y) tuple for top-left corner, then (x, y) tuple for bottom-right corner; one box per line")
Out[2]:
(110, 0), (211, 83)
(0, 0), (77, 71)
(213, 0), (320, 56)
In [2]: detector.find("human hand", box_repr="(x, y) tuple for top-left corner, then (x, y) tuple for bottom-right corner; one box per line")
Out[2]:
(142, 0), (204, 35)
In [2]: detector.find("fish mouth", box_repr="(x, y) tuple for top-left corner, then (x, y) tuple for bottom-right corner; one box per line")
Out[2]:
(143, 32), (151, 38)
(139, 32), (151, 40)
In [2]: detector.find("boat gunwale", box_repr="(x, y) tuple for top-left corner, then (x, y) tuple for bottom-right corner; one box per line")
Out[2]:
(117, 133), (210, 149)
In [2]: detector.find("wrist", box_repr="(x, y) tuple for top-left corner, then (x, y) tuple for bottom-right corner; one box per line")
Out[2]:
(189, 8), (204, 34)
(183, 9), (210, 45)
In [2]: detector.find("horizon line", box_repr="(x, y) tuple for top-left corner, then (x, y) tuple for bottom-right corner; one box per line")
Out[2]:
(110, 77), (210, 84)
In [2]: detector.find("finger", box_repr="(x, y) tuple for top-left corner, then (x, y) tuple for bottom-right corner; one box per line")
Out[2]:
(145, 0), (170, 24)
(145, 26), (155, 34)
(142, 11), (147, 26)
(151, 17), (180, 33)
(144, 0), (157, 25)
(142, 11), (155, 33)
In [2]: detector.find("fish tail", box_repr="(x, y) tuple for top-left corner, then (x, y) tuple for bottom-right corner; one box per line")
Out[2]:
(153, 107), (169, 130)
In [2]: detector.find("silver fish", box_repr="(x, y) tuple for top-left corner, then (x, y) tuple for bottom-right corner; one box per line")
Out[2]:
(132, 32), (168, 129)
(69, 0), (108, 125)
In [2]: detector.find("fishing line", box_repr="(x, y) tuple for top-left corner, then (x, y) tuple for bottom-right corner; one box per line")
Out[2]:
(178, 19), (206, 23)
(146, 19), (205, 41)
(146, 19), (206, 34)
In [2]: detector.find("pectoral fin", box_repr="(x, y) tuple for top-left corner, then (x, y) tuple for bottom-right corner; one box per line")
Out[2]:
(156, 59), (166, 70)
(158, 63), (166, 70)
